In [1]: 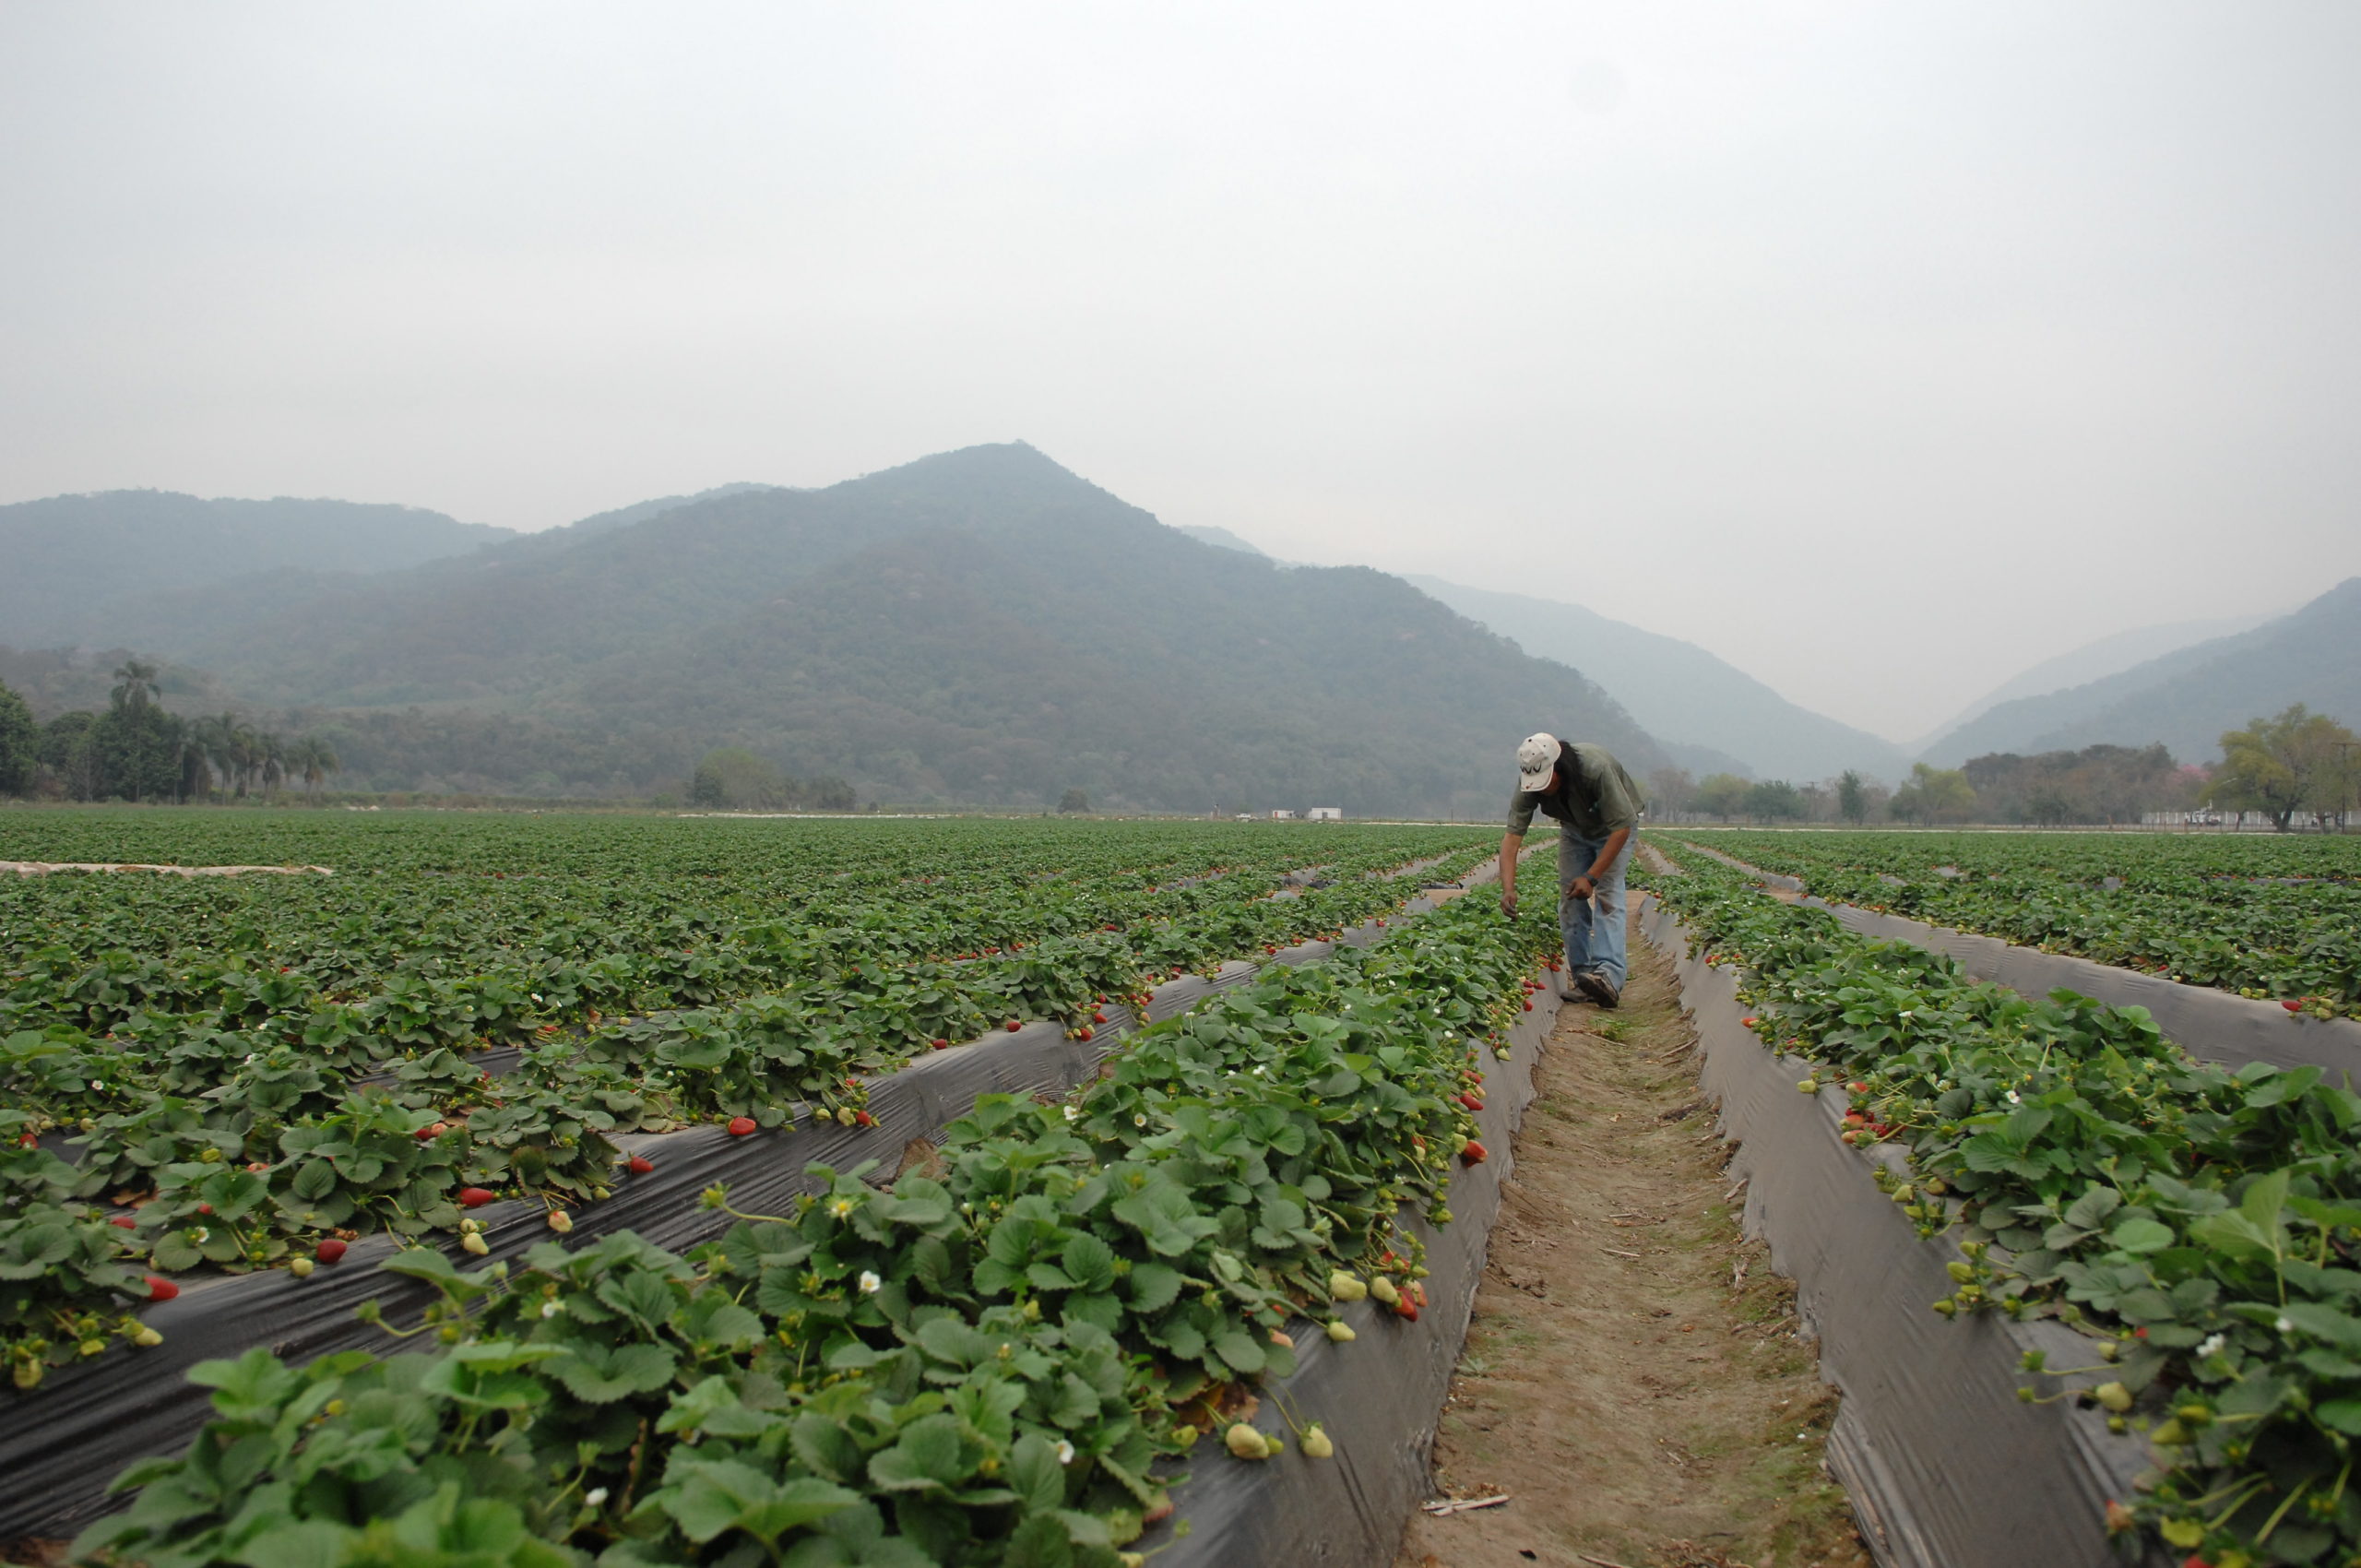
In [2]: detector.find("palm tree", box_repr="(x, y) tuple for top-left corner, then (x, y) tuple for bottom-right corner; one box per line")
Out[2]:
(189, 713), (235, 802)
(111, 659), (160, 713)
(292, 736), (339, 798)
(259, 732), (288, 795)
(227, 721), (260, 797)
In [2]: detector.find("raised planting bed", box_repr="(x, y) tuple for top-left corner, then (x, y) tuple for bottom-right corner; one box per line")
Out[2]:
(39, 866), (1565, 1566)
(0, 921), (1410, 1541)
(1642, 835), (2361, 1567)
(1672, 836), (2361, 1080)
(1636, 891), (2163, 1568)
(1138, 960), (1563, 1567)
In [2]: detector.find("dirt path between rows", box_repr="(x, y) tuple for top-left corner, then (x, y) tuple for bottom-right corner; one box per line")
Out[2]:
(1396, 926), (1869, 1568)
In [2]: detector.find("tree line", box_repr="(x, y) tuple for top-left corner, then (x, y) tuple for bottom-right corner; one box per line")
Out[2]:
(1645, 707), (2357, 832)
(0, 661), (341, 803)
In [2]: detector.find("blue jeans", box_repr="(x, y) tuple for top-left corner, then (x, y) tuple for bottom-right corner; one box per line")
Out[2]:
(1558, 830), (1630, 988)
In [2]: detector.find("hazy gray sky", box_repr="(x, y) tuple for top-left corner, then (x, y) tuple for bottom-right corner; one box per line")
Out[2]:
(5, 3), (2356, 741)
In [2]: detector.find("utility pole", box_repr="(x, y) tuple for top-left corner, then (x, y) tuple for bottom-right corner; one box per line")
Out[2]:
(2338, 741), (2356, 834)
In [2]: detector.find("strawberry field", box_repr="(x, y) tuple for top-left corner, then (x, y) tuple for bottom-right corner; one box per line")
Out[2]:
(1639, 837), (2361, 1568)
(0, 810), (1568, 1562)
(1670, 828), (2361, 1020)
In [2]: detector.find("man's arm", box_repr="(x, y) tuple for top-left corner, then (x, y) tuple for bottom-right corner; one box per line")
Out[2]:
(1566, 826), (1631, 901)
(1498, 830), (1524, 916)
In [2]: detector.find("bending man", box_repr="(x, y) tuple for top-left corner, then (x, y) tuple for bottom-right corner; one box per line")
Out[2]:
(1498, 731), (1643, 1007)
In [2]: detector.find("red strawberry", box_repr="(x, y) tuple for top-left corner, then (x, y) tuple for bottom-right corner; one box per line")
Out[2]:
(196, 1203), (213, 1216)
(1742, 1016), (1759, 1028)
(627, 1155), (656, 1174)
(316, 1239), (348, 1265)
(931, 1038), (949, 1051)
(1092, 1010), (1108, 1024)
(2283, 1000), (2304, 1013)
(1394, 1295), (1418, 1321)
(16, 1133), (35, 1148)
(1461, 1140), (1489, 1165)
(1005, 1019), (1022, 1032)
(146, 1275), (179, 1301)
(727, 1116), (756, 1136)
(1847, 1082), (1868, 1094)
(853, 1111), (874, 1127)
(1523, 1001), (1533, 1012)
(457, 1187), (495, 1208)
(1077, 1027), (1095, 1042)
(110, 1216), (136, 1229)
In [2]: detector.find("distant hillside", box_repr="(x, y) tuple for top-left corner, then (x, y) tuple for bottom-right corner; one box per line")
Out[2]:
(1177, 530), (1756, 778)
(1913, 609), (2284, 753)
(1921, 578), (2361, 766)
(0, 491), (514, 647)
(84, 445), (1673, 814)
(1406, 576), (1912, 785)
(1175, 523), (1270, 556)
(559, 482), (786, 537)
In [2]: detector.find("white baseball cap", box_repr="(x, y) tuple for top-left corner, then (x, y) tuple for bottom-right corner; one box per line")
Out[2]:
(1517, 732), (1560, 791)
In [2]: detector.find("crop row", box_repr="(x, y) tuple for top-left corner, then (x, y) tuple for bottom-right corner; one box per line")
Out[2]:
(1672, 828), (2361, 1020)
(68, 873), (1562, 1567)
(3, 822), (1489, 1395)
(1638, 837), (2361, 1567)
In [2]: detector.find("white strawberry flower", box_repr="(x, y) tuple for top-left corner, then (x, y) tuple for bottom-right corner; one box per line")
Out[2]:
(858, 1270), (882, 1295)
(1133, 1113), (1148, 1127)
(1056, 1440), (1075, 1465)
(828, 1197), (855, 1219)
(2277, 1315), (2296, 1334)
(584, 1487), (608, 1506)
(541, 1300), (561, 1319)
(2004, 1091), (2021, 1105)
(2198, 1333), (2225, 1358)
(1063, 1106), (1080, 1122)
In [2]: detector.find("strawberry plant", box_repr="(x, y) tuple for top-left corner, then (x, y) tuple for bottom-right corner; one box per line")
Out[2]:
(73, 851), (1556, 1564)
(1643, 837), (2361, 1565)
(0, 1109), (157, 1389)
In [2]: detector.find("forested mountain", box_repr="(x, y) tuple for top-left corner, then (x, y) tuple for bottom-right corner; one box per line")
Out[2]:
(0, 491), (514, 646)
(1405, 576), (1910, 785)
(1913, 609), (2284, 753)
(22, 445), (1671, 814)
(1921, 578), (2361, 766)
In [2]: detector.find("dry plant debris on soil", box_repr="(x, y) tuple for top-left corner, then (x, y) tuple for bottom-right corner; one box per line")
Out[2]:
(1397, 929), (1868, 1568)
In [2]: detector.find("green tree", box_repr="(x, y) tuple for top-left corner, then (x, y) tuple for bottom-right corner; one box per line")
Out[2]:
(0, 679), (36, 796)
(2203, 705), (2358, 832)
(689, 747), (790, 810)
(1889, 763), (1977, 826)
(1744, 779), (1806, 821)
(92, 661), (183, 802)
(1057, 788), (1090, 814)
(41, 712), (100, 800)
(1693, 772), (1753, 820)
(1836, 770), (1869, 825)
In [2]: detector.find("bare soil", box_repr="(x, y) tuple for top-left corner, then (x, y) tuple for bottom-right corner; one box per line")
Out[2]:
(1396, 927), (1869, 1568)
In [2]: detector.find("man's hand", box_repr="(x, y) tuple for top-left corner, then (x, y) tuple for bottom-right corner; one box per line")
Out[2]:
(1500, 890), (1518, 920)
(1568, 875), (1596, 902)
